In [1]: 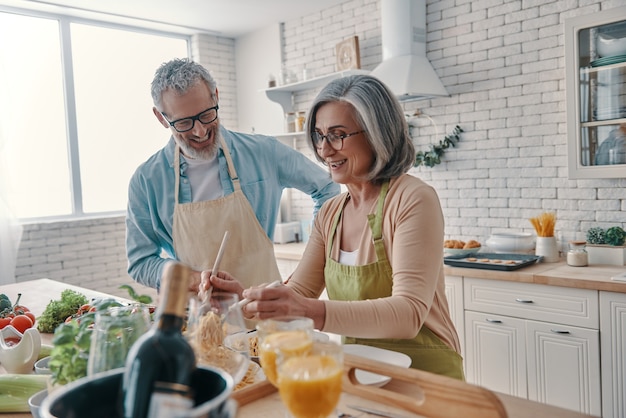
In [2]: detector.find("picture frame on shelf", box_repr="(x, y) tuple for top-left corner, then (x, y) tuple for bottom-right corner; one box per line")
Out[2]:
(335, 36), (361, 71)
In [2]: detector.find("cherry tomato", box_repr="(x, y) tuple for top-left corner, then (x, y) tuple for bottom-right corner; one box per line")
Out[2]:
(0, 317), (11, 329)
(24, 311), (36, 325)
(13, 305), (30, 314)
(10, 314), (33, 333)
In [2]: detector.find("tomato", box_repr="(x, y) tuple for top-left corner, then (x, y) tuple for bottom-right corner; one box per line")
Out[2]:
(10, 314), (33, 333)
(13, 305), (30, 314)
(24, 311), (36, 325)
(0, 317), (11, 329)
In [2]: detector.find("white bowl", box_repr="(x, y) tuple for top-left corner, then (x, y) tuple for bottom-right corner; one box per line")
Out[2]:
(597, 33), (626, 58)
(486, 232), (535, 254)
(342, 344), (411, 387)
(28, 389), (47, 418)
(34, 356), (51, 375)
(444, 246), (481, 257)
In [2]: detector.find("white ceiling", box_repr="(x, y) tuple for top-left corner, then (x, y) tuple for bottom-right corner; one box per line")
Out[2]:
(0, 0), (345, 37)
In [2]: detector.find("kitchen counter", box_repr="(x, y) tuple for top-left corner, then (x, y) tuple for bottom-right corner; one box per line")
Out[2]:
(274, 243), (626, 293)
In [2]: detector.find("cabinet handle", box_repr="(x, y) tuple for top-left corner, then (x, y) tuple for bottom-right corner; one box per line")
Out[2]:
(515, 298), (534, 304)
(485, 318), (502, 323)
(550, 329), (571, 334)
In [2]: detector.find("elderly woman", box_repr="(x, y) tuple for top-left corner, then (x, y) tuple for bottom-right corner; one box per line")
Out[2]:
(209, 74), (464, 379)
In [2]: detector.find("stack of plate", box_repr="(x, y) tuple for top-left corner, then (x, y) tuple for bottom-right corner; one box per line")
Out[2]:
(590, 54), (626, 67)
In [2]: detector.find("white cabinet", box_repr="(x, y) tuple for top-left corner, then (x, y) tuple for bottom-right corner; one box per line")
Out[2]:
(565, 6), (626, 179)
(600, 291), (626, 418)
(463, 278), (601, 416)
(444, 275), (465, 357)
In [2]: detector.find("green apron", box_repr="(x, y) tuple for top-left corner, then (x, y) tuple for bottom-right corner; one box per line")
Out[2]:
(325, 181), (465, 380)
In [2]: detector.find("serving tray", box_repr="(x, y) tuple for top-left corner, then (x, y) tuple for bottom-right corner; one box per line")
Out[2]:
(444, 253), (543, 271)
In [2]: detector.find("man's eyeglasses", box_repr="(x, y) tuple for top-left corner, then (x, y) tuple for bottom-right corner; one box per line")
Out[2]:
(313, 130), (364, 151)
(163, 105), (219, 133)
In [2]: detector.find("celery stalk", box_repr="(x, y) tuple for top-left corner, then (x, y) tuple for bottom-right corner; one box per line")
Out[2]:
(0, 374), (49, 412)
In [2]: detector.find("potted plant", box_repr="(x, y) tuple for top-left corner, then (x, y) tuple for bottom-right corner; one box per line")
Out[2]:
(585, 226), (626, 265)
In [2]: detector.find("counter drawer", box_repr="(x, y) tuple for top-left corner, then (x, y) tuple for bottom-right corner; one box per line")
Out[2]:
(464, 278), (599, 328)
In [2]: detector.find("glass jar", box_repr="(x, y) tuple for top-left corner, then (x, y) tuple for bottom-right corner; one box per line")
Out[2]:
(567, 240), (588, 267)
(284, 112), (296, 133)
(295, 111), (306, 132)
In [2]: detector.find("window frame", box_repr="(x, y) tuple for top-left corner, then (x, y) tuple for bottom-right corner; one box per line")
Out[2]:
(0, 5), (192, 223)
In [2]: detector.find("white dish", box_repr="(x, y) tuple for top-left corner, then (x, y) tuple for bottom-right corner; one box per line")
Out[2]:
(342, 344), (411, 387)
(444, 246), (481, 257)
(486, 232), (535, 253)
(34, 356), (51, 375)
(28, 388), (47, 418)
(225, 330), (330, 360)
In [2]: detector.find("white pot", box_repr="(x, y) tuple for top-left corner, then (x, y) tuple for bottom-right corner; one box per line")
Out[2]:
(486, 232), (535, 254)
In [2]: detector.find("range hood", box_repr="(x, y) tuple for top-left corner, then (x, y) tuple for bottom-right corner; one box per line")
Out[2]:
(371, 0), (449, 102)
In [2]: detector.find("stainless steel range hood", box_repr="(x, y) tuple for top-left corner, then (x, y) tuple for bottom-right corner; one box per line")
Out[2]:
(371, 0), (448, 102)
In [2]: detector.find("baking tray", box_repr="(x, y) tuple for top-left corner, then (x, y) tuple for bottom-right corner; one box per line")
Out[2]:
(444, 252), (543, 271)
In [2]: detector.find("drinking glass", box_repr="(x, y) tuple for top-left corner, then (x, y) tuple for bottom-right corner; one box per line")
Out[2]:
(187, 292), (251, 385)
(256, 316), (314, 387)
(87, 305), (150, 376)
(277, 340), (344, 418)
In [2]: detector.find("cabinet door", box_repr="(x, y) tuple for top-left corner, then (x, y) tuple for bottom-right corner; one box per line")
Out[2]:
(600, 291), (626, 418)
(444, 275), (464, 356)
(464, 311), (527, 398)
(526, 319), (601, 416)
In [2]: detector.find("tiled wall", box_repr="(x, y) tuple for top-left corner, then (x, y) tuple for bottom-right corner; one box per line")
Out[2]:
(14, 0), (626, 295)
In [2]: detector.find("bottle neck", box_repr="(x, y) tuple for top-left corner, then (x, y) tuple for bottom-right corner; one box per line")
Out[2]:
(156, 314), (184, 332)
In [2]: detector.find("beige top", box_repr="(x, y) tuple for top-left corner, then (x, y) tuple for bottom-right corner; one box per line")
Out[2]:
(288, 174), (461, 353)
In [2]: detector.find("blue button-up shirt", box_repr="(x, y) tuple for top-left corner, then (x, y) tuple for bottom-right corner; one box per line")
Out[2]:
(125, 126), (339, 288)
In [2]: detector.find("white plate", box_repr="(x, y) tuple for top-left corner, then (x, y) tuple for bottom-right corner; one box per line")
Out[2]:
(224, 330), (330, 361)
(342, 344), (411, 387)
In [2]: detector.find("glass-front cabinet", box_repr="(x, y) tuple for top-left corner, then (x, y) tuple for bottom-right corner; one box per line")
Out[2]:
(566, 7), (626, 179)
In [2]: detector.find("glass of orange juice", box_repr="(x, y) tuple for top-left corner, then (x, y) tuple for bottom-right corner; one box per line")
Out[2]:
(256, 316), (314, 386)
(277, 340), (344, 418)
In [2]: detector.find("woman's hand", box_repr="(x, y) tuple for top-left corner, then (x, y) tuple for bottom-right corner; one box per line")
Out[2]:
(241, 283), (315, 321)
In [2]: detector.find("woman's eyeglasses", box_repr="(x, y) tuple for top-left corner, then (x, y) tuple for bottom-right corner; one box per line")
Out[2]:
(313, 130), (364, 151)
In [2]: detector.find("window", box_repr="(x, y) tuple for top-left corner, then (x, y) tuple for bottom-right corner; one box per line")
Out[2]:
(0, 10), (189, 219)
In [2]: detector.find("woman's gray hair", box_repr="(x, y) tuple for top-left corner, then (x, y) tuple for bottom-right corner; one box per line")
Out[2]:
(151, 58), (217, 109)
(306, 75), (415, 183)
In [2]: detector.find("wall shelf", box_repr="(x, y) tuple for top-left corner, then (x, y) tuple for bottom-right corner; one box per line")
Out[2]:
(262, 69), (369, 113)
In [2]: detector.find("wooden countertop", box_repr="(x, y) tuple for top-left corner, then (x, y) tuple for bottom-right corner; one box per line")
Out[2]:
(274, 243), (626, 293)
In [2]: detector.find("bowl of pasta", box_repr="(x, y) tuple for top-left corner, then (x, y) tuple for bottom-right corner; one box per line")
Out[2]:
(224, 330), (330, 362)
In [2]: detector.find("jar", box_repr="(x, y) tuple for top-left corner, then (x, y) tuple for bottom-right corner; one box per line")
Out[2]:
(284, 112), (296, 133)
(567, 241), (588, 267)
(295, 111), (306, 132)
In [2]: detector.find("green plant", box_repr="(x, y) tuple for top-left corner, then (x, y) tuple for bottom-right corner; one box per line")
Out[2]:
(586, 227), (606, 244)
(412, 124), (464, 168)
(605, 226), (626, 246)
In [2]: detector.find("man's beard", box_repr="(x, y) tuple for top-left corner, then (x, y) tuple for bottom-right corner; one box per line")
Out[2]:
(177, 126), (221, 160)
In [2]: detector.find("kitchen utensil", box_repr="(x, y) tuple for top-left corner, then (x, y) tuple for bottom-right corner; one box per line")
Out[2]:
(200, 230), (230, 303)
(347, 404), (414, 418)
(234, 280), (283, 311)
(443, 253), (542, 271)
(342, 344), (411, 387)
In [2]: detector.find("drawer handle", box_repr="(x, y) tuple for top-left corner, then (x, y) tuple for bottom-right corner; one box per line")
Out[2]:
(515, 298), (534, 304)
(485, 318), (502, 323)
(550, 329), (571, 335)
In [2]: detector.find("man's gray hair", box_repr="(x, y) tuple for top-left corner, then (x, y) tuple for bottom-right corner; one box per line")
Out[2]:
(151, 58), (217, 109)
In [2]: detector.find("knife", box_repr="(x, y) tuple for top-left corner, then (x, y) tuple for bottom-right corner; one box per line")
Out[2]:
(346, 404), (420, 418)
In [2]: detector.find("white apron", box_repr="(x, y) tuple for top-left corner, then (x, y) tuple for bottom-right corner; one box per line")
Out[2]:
(172, 137), (281, 288)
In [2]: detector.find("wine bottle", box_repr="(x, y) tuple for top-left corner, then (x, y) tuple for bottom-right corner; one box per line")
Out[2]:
(122, 262), (196, 418)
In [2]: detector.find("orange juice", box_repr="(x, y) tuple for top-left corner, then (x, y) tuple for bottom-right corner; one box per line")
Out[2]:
(278, 354), (343, 418)
(259, 330), (312, 386)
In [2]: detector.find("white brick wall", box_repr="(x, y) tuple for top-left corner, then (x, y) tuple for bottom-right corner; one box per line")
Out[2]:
(13, 0), (626, 295)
